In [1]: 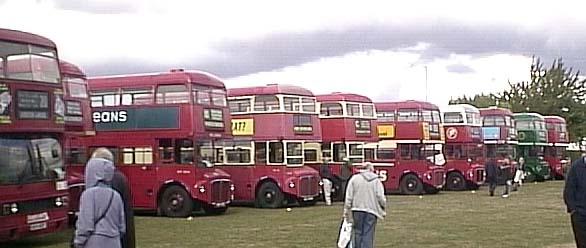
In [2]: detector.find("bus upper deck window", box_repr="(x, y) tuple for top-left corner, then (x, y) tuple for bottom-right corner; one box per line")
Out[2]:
(362, 104), (374, 117)
(347, 103), (360, 117)
(157, 84), (189, 104)
(320, 102), (343, 116)
(301, 98), (316, 113)
(284, 97), (300, 111)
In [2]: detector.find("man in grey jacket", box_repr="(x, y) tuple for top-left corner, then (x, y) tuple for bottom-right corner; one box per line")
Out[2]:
(74, 157), (126, 248)
(343, 162), (386, 248)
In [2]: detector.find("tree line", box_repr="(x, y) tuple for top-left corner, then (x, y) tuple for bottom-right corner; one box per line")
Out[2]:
(449, 57), (586, 142)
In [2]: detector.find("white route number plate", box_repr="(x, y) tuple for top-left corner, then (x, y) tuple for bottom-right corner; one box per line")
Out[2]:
(30, 222), (47, 231)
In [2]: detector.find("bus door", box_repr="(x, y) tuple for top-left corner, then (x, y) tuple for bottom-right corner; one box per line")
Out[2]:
(222, 140), (255, 201)
(118, 145), (158, 209)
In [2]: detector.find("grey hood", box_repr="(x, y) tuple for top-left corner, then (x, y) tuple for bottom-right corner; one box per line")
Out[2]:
(84, 158), (115, 188)
(360, 171), (379, 182)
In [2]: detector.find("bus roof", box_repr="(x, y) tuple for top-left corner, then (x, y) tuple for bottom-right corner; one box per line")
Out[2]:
(0, 28), (57, 49)
(0, 28), (56, 48)
(375, 100), (439, 111)
(89, 69), (226, 90)
(442, 104), (480, 114)
(316, 92), (372, 103)
(60, 61), (86, 79)
(544, 115), (566, 123)
(479, 106), (513, 116)
(228, 84), (314, 97)
(513, 112), (545, 120)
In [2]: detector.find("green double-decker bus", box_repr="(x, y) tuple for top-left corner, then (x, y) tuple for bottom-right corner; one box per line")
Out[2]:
(514, 113), (551, 182)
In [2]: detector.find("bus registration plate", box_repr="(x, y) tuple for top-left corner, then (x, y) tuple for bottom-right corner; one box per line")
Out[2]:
(30, 222), (47, 231)
(303, 197), (314, 201)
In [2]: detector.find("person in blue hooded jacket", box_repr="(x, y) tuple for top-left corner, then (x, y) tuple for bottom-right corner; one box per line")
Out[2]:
(73, 157), (126, 248)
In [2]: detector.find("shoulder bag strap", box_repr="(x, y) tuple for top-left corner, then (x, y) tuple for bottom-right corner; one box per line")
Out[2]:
(94, 190), (115, 227)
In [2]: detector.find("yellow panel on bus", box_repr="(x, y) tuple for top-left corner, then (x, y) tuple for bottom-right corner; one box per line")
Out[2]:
(377, 124), (395, 138)
(422, 122), (430, 140)
(231, 119), (254, 135)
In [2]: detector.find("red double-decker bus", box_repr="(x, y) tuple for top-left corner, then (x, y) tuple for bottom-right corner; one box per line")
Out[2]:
(314, 92), (377, 199)
(364, 100), (445, 195)
(0, 28), (68, 241)
(441, 104), (485, 190)
(59, 61), (94, 223)
(479, 106), (517, 182)
(544, 115), (570, 179)
(69, 69), (234, 217)
(224, 84), (320, 208)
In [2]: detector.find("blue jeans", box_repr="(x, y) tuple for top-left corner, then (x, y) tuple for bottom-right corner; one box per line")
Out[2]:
(352, 211), (377, 248)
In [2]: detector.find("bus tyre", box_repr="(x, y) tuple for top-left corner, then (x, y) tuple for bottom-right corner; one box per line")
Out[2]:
(400, 174), (424, 195)
(203, 205), (228, 215)
(524, 172), (536, 183)
(446, 172), (466, 191)
(160, 186), (193, 217)
(256, 182), (284, 208)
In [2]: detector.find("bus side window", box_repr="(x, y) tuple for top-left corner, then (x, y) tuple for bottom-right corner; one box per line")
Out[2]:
(332, 143), (346, 162)
(400, 145), (410, 160)
(376, 148), (395, 160)
(175, 139), (194, 164)
(158, 139), (174, 164)
(268, 141), (284, 164)
(255, 142), (267, 164)
(364, 148), (375, 161)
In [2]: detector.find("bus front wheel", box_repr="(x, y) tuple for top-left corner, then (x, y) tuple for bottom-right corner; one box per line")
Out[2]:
(446, 172), (466, 191)
(256, 182), (284, 208)
(160, 186), (193, 217)
(400, 174), (424, 195)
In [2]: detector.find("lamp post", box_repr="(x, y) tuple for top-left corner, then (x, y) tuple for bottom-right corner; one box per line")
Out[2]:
(424, 66), (428, 102)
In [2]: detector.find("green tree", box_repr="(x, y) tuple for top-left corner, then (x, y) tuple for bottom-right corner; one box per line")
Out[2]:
(449, 57), (586, 142)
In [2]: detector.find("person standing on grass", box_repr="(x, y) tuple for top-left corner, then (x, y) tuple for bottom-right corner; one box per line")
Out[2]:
(485, 158), (499, 197)
(91, 148), (136, 248)
(500, 157), (512, 198)
(512, 157), (525, 191)
(319, 158), (335, 206)
(73, 156), (125, 248)
(338, 157), (353, 201)
(564, 153), (586, 248)
(343, 162), (386, 248)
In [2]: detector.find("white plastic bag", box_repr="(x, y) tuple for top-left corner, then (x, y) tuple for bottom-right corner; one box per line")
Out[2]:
(337, 218), (353, 248)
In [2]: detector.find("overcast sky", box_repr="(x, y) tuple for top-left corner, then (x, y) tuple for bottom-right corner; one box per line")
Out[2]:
(2, 0), (586, 106)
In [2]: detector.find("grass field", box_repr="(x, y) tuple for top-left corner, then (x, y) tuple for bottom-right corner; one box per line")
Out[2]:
(5, 180), (576, 248)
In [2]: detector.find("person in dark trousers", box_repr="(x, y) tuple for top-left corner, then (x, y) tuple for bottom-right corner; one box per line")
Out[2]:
(319, 158), (335, 205)
(564, 153), (586, 248)
(338, 157), (353, 201)
(485, 158), (498, 197)
(500, 157), (512, 198)
(343, 162), (386, 248)
(91, 148), (136, 248)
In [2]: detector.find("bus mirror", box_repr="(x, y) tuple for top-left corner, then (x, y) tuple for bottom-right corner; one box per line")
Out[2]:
(200, 160), (213, 168)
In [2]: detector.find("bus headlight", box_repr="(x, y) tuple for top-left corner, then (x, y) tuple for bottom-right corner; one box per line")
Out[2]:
(288, 182), (295, 188)
(426, 174), (432, 180)
(230, 184), (235, 191)
(199, 185), (206, 193)
(318, 180), (324, 186)
(3, 203), (18, 215)
(469, 172), (474, 178)
(55, 197), (64, 207)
